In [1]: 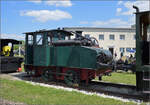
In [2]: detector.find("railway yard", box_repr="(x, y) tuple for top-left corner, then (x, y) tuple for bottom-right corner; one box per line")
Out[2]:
(1, 2), (150, 105)
(0, 71), (149, 105)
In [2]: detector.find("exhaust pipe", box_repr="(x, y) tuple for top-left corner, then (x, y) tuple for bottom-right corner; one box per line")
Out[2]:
(133, 5), (139, 13)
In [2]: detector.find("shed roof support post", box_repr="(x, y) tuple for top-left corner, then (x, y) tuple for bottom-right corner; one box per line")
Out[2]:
(19, 43), (21, 56)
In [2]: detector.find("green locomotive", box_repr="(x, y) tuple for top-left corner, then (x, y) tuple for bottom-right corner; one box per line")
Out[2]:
(24, 29), (113, 86)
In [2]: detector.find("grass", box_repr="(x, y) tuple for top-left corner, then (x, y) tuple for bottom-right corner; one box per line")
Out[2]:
(99, 72), (136, 85)
(0, 78), (137, 105)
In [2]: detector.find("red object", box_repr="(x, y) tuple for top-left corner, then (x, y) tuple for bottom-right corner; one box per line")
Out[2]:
(18, 67), (22, 72)
(24, 65), (112, 84)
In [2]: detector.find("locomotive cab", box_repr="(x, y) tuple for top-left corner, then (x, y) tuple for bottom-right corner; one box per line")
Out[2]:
(25, 29), (73, 66)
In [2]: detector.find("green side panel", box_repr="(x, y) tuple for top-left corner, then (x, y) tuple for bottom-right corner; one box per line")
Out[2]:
(79, 47), (97, 69)
(50, 47), (55, 66)
(55, 46), (75, 67)
(53, 46), (97, 69)
(67, 47), (80, 67)
(46, 46), (50, 66)
(33, 46), (50, 66)
(25, 45), (33, 65)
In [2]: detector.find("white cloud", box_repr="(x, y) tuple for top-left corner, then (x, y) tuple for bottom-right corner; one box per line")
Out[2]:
(118, 1), (123, 5)
(91, 18), (132, 28)
(128, 16), (135, 25)
(116, 8), (122, 15)
(45, 0), (72, 7)
(113, 1), (149, 28)
(117, 8), (122, 13)
(119, 1), (149, 15)
(1, 33), (25, 40)
(20, 9), (72, 22)
(28, 0), (41, 4)
(27, 0), (72, 7)
(81, 1), (149, 28)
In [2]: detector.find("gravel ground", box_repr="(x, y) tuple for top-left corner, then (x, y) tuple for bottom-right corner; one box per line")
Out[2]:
(0, 98), (27, 105)
(0, 72), (25, 81)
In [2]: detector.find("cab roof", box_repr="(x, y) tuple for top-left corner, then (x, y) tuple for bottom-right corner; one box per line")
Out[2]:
(23, 29), (73, 36)
(135, 11), (150, 24)
(0, 39), (22, 44)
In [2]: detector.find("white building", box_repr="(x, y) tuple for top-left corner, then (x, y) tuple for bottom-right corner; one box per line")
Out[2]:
(63, 27), (150, 59)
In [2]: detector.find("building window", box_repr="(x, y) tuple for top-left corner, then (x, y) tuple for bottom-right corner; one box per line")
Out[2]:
(109, 34), (115, 40)
(99, 34), (104, 40)
(120, 35), (125, 40)
(126, 48), (131, 52)
(85, 34), (90, 38)
(120, 48), (125, 52)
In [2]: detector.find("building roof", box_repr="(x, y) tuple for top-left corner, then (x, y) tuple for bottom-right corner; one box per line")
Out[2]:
(63, 27), (136, 32)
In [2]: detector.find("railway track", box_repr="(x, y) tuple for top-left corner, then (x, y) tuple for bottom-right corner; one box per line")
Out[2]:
(86, 81), (150, 101)
(10, 72), (150, 102)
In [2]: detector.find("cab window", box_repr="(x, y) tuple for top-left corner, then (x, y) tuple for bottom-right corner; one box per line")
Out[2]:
(65, 36), (70, 40)
(28, 35), (33, 45)
(47, 36), (51, 45)
(36, 34), (43, 45)
(52, 32), (65, 42)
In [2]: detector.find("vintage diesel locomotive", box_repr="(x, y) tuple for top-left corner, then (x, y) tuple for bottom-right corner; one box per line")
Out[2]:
(24, 29), (113, 86)
(0, 39), (23, 73)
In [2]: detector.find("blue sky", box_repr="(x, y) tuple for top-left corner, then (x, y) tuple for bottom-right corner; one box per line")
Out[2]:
(1, 0), (150, 40)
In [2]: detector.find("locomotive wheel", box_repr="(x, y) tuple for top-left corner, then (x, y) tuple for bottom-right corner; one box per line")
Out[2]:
(64, 70), (80, 87)
(42, 69), (54, 82)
